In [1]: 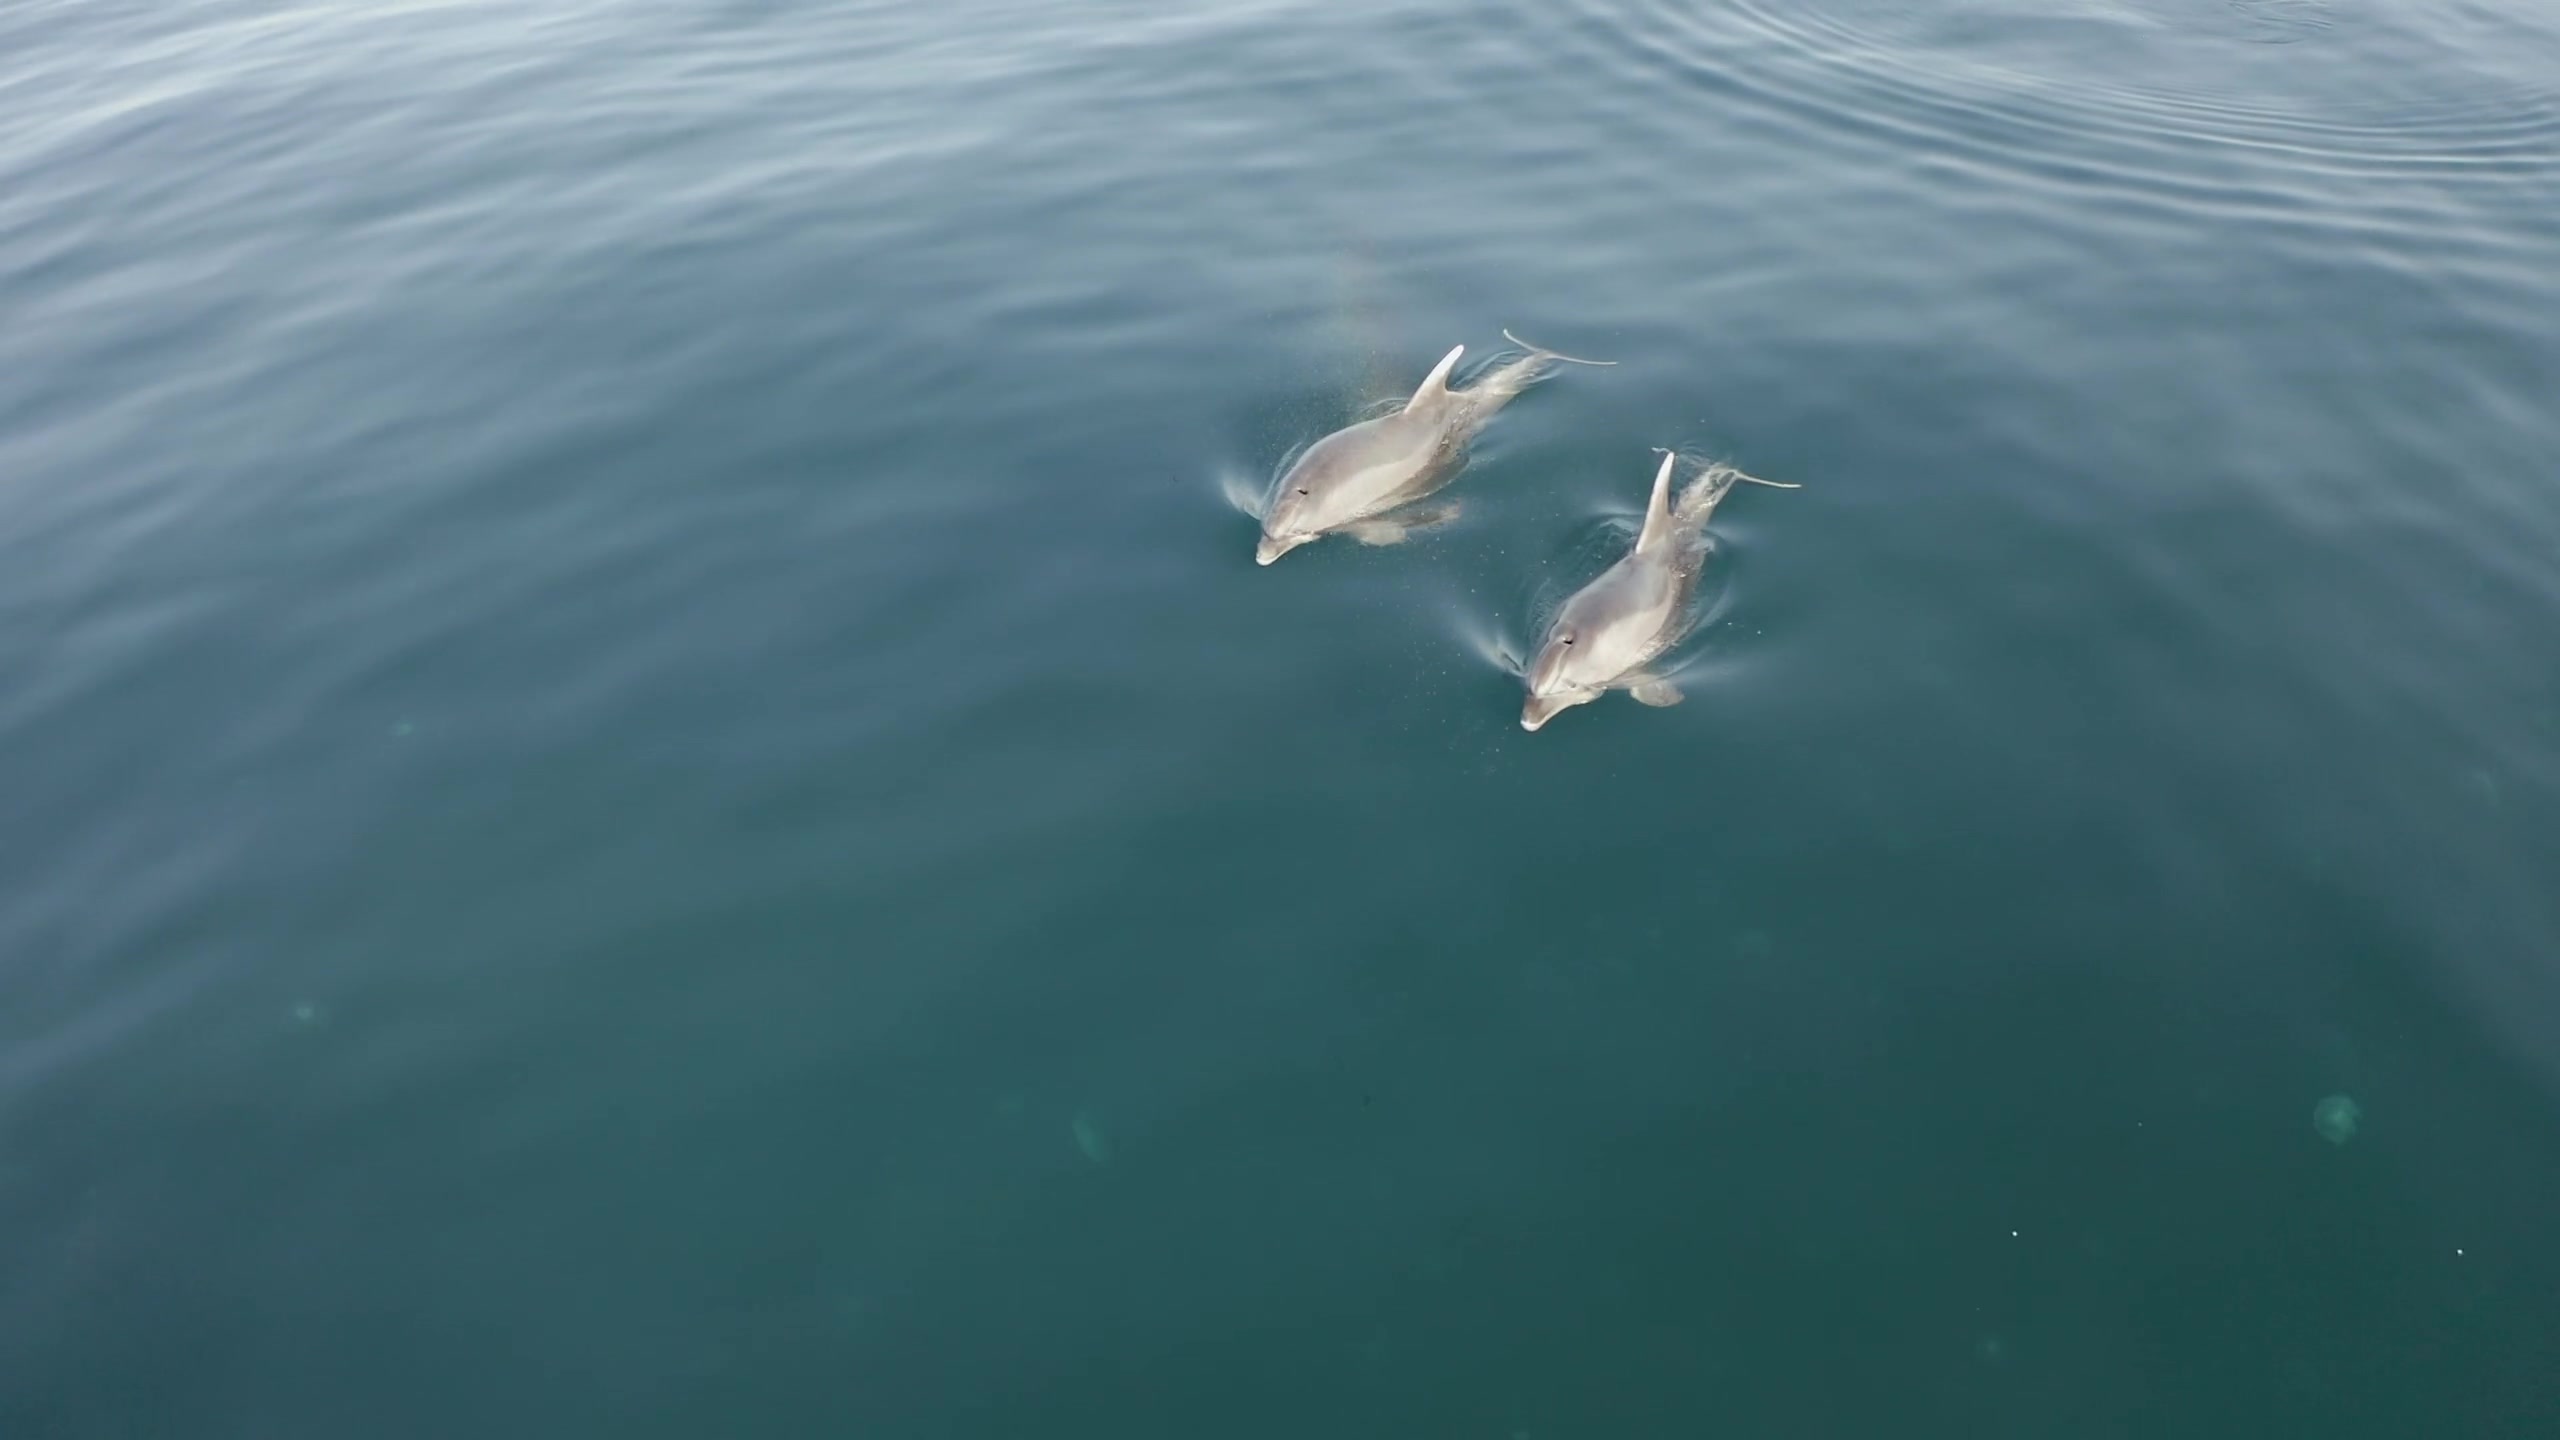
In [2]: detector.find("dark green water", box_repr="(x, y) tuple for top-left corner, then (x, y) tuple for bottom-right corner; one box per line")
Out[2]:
(5, 0), (2559, 1434)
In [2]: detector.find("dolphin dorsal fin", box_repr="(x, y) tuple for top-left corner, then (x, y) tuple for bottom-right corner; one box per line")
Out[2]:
(1403, 345), (1464, 415)
(1635, 451), (1678, 553)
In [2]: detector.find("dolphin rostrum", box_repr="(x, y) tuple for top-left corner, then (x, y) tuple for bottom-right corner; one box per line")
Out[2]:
(1255, 331), (1611, 565)
(1519, 450), (1798, 732)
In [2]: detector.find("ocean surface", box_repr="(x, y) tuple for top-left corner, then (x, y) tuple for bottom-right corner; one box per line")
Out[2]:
(5, 1), (2558, 1434)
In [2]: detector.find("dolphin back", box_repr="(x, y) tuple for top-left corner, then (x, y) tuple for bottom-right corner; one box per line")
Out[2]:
(1436, 349), (1554, 438)
(1276, 411), (1449, 524)
(1573, 550), (1689, 664)
(1434, 331), (1611, 437)
(1673, 460), (1797, 535)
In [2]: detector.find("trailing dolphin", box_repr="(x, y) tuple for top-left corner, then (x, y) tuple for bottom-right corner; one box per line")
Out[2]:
(1255, 331), (1611, 565)
(1519, 450), (1798, 732)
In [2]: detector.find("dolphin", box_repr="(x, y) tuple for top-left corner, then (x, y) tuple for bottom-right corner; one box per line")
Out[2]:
(1519, 451), (1797, 731)
(1256, 331), (1611, 565)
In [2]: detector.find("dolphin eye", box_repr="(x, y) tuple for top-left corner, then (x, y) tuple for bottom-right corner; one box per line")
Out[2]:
(1560, 636), (1574, 645)
(1295, 487), (1309, 495)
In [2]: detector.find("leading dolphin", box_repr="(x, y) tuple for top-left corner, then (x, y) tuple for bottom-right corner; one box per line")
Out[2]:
(1256, 331), (1610, 565)
(1519, 451), (1797, 731)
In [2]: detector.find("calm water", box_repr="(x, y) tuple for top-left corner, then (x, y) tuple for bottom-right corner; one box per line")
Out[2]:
(5, 0), (2559, 1434)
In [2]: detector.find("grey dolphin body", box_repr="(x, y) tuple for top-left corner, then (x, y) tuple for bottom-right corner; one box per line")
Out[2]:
(1256, 334), (1603, 565)
(1519, 451), (1795, 731)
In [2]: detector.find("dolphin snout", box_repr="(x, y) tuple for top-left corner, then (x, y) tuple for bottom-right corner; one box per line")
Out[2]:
(1520, 693), (1576, 732)
(1255, 533), (1306, 566)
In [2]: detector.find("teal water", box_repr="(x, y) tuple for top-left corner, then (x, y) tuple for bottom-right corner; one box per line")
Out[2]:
(6, 0), (2559, 1434)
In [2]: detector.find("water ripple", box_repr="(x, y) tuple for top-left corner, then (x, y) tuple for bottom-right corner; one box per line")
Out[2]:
(1522, 0), (2560, 240)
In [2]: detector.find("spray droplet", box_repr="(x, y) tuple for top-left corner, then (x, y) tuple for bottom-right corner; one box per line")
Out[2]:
(2313, 1094), (2361, 1145)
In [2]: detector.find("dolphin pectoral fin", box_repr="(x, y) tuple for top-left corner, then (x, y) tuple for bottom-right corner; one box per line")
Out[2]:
(1349, 500), (1461, 547)
(1393, 499), (1464, 529)
(1629, 678), (1685, 708)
